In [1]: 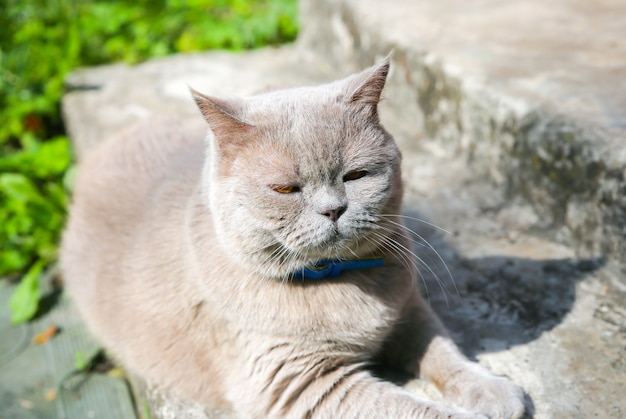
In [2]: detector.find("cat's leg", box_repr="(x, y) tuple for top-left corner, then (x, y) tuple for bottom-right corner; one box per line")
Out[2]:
(232, 353), (486, 419)
(379, 294), (526, 419)
(303, 367), (485, 419)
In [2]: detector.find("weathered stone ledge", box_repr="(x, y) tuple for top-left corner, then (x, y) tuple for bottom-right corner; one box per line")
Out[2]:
(299, 0), (626, 274)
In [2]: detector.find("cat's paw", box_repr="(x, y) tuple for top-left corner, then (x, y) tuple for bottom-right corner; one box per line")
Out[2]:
(419, 403), (488, 419)
(443, 365), (525, 419)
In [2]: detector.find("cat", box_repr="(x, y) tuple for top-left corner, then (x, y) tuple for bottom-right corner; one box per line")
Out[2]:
(60, 57), (525, 418)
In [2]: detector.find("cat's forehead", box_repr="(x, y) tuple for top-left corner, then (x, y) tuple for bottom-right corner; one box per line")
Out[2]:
(246, 85), (343, 122)
(247, 85), (368, 145)
(247, 90), (368, 155)
(238, 107), (391, 184)
(227, 77), (395, 179)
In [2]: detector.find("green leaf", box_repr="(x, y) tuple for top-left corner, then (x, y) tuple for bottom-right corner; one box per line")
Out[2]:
(9, 260), (44, 324)
(74, 350), (87, 371)
(0, 249), (29, 275)
(74, 347), (102, 371)
(0, 173), (42, 204)
(31, 137), (72, 178)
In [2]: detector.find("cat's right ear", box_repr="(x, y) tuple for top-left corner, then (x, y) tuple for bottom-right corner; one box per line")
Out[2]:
(345, 56), (391, 119)
(190, 88), (252, 140)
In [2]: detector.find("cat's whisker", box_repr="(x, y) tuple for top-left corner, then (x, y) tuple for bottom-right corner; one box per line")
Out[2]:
(339, 242), (361, 260)
(244, 239), (281, 256)
(380, 214), (454, 236)
(280, 250), (303, 284)
(191, 241), (222, 258)
(378, 227), (455, 304)
(371, 228), (455, 306)
(377, 218), (459, 299)
(371, 234), (421, 290)
(367, 231), (426, 300)
(273, 244), (308, 283)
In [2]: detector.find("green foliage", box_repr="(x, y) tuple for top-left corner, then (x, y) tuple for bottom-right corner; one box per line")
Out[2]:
(8, 260), (44, 324)
(74, 347), (102, 371)
(1, 0), (298, 322)
(0, 139), (71, 277)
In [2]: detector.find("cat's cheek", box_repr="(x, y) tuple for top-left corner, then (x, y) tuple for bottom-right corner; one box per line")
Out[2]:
(336, 216), (365, 241)
(347, 179), (391, 204)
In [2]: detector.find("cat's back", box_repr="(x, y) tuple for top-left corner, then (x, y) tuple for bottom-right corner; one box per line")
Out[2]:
(79, 117), (204, 200)
(68, 117), (205, 228)
(61, 117), (207, 300)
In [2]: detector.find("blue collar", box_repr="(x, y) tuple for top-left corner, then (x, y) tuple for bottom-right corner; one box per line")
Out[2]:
(293, 257), (384, 280)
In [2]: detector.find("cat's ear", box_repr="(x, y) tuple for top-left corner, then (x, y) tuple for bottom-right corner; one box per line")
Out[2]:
(345, 56), (390, 114)
(190, 88), (252, 139)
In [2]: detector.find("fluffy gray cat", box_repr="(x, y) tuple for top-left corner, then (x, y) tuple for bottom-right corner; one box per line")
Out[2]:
(60, 58), (525, 418)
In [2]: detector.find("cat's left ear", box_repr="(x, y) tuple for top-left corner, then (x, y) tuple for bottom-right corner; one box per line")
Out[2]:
(190, 88), (256, 161)
(189, 88), (251, 139)
(345, 55), (391, 115)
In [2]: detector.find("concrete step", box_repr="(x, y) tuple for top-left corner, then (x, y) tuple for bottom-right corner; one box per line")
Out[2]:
(299, 0), (626, 274)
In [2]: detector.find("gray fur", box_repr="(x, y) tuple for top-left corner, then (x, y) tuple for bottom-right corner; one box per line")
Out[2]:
(61, 59), (524, 418)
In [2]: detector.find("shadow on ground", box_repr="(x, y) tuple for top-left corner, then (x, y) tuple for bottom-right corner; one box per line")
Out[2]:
(402, 213), (604, 357)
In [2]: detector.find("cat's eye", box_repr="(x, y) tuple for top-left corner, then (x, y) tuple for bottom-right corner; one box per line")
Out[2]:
(343, 170), (368, 182)
(272, 185), (301, 194)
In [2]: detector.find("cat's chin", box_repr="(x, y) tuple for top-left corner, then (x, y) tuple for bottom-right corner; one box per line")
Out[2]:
(236, 226), (385, 279)
(252, 239), (383, 280)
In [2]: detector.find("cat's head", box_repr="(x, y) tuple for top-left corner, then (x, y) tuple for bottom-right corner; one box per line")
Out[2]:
(192, 58), (403, 279)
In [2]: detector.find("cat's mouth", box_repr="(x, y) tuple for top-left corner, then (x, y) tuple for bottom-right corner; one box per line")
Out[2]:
(257, 223), (383, 278)
(291, 234), (379, 270)
(253, 238), (343, 278)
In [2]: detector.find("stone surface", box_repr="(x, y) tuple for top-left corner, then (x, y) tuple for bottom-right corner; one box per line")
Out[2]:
(299, 0), (626, 273)
(0, 267), (137, 419)
(59, 1), (626, 418)
(62, 48), (336, 159)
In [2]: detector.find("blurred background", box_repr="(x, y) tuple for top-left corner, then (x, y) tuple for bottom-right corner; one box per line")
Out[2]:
(0, 0), (298, 324)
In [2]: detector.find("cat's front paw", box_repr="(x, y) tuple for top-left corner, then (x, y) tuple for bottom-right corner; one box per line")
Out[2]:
(443, 365), (525, 419)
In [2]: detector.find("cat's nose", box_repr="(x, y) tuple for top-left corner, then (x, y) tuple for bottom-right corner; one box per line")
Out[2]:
(320, 205), (347, 223)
